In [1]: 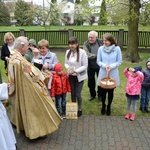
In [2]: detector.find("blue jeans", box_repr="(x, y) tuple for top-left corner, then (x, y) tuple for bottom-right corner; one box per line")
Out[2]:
(55, 94), (66, 114)
(140, 87), (150, 108)
(127, 97), (137, 114)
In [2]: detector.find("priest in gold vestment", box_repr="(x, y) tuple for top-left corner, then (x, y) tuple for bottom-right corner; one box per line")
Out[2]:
(8, 36), (62, 140)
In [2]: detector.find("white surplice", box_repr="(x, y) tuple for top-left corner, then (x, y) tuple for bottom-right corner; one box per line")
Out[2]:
(0, 83), (16, 150)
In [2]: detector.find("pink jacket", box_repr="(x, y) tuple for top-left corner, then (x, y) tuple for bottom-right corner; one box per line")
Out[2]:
(123, 68), (144, 95)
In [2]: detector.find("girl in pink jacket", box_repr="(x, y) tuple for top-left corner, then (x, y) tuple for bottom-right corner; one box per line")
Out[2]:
(123, 66), (144, 121)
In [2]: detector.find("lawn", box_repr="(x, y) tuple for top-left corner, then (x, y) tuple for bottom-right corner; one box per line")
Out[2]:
(0, 25), (150, 31)
(1, 50), (150, 117)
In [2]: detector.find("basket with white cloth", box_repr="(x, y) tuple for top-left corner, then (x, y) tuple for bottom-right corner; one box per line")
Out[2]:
(100, 71), (116, 89)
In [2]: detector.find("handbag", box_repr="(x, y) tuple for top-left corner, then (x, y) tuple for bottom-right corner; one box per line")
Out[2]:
(0, 83), (8, 100)
(66, 93), (78, 119)
(100, 70), (116, 89)
(77, 70), (88, 82)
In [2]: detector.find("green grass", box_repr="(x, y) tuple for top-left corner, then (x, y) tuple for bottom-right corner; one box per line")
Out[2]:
(0, 25), (150, 31)
(1, 51), (150, 117)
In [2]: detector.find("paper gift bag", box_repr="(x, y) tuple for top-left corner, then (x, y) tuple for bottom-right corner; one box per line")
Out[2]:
(66, 102), (78, 120)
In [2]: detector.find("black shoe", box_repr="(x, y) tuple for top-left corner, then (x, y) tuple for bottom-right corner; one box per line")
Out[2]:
(101, 104), (106, 115)
(106, 105), (111, 116)
(39, 135), (47, 139)
(15, 144), (17, 150)
(78, 110), (82, 117)
(141, 107), (146, 113)
(89, 96), (95, 101)
(145, 107), (149, 113)
(11, 123), (16, 129)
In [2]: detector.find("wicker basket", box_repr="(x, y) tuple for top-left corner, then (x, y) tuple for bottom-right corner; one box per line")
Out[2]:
(100, 71), (116, 89)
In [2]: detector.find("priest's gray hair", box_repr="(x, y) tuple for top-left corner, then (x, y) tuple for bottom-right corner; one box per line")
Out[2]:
(14, 36), (28, 49)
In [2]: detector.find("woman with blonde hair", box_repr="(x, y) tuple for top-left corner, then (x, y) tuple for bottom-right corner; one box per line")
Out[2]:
(1, 32), (15, 72)
(32, 39), (58, 90)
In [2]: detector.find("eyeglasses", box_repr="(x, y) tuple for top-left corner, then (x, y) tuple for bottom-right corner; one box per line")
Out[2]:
(88, 36), (96, 39)
(6, 39), (13, 41)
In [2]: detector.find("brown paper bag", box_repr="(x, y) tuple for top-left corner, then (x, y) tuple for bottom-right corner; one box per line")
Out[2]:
(66, 94), (78, 119)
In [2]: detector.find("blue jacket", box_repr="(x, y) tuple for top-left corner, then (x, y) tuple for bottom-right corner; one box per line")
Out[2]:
(141, 59), (150, 88)
(38, 51), (58, 70)
(96, 45), (122, 86)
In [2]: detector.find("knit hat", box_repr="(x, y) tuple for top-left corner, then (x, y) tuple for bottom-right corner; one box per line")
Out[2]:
(134, 66), (142, 72)
(55, 63), (63, 72)
(29, 39), (37, 47)
(147, 62), (150, 66)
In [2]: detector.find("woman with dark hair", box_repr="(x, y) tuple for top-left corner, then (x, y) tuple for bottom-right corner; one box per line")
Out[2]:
(97, 33), (122, 116)
(65, 37), (88, 117)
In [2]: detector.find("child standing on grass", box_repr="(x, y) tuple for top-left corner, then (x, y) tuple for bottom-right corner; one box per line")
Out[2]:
(51, 63), (71, 119)
(123, 66), (144, 121)
(140, 59), (150, 113)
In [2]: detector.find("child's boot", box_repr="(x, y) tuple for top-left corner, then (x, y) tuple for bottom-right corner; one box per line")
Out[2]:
(125, 113), (130, 119)
(139, 106), (142, 111)
(141, 107), (146, 113)
(145, 107), (149, 113)
(130, 114), (135, 121)
(62, 112), (66, 119)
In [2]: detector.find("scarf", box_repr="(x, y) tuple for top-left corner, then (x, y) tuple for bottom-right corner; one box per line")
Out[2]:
(103, 44), (115, 53)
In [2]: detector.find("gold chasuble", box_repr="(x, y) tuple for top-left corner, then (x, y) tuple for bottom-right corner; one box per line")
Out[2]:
(8, 50), (62, 139)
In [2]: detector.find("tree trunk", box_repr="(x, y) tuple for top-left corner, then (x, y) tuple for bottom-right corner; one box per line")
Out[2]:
(123, 0), (141, 62)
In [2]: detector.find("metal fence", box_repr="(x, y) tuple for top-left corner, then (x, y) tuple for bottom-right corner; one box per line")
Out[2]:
(0, 29), (150, 49)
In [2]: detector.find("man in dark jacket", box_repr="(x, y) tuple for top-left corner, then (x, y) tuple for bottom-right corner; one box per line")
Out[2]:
(83, 31), (103, 101)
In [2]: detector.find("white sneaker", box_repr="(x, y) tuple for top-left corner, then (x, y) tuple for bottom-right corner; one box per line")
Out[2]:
(62, 114), (66, 119)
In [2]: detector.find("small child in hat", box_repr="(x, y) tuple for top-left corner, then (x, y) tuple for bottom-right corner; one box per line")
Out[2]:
(51, 63), (71, 119)
(140, 59), (150, 113)
(123, 66), (144, 121)
(25, 39), (37, 62)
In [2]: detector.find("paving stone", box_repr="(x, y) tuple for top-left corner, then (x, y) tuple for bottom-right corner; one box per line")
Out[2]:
(114, 133), (121, 142)
(108, 137), (115, 146)
(12, 116), (150, 150)
(121, 138), (129, 147)
(81, 145), (89, 150)
(75, 140), (82, 149)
